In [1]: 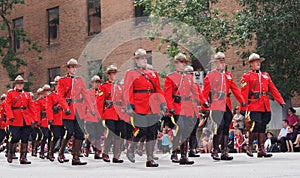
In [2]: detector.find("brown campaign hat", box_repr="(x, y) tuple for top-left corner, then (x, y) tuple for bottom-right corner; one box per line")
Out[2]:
(0, 94), (6, 100)
(63, 58), (82, 68)
(50, 76), (61, 85)
(131, 48), (151, 60)
(184, 65), (194, 73)
(105, 65), (119, 74)
(174, 53), (191, 63)
(36, 88), (43, 94)
(248, 53), (265, 63)
(14, 75), (26, 84)
(42, 84), (51, 91)
(90, 75), (102, 82)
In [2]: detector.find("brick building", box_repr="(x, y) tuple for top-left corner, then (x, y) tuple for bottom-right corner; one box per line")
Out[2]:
(0, 0), (298, 107)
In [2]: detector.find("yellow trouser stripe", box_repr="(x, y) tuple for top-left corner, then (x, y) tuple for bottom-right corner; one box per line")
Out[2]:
(102, 120), (109, 138)
(209, 111), (218, 135)
(170, 116), (179, 137)
(63, 126), (68, 140)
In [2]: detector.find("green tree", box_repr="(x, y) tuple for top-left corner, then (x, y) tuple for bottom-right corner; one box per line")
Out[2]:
(0, 0), (41, 87)
(135, 0), (231, 71)
(230, 0), (300, 99)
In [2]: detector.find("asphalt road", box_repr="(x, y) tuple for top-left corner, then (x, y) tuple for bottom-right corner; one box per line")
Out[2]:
(0, 152), (299, 178)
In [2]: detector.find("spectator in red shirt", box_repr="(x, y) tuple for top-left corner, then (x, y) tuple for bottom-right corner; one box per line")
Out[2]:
(286, 107), (298, 129)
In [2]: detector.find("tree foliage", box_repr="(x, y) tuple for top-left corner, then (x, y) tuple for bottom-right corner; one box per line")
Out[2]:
(0, 0), (41, 85)
(231, 0), (300, 99)
(136, 0), (299, 99)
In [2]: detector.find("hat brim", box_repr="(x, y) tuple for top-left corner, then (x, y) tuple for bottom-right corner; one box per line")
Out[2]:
(106, 69), (120, 74)
(50, 82), (57, 85)
(248, 58), (265, 63)
(13, 80), (28, 84)
(173, 59), (191, 63)
(63, 63), (82, 68)
(131, 54), (152, 60)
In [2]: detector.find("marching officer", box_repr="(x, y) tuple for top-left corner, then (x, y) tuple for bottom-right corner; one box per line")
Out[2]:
(241, 53), (285, 158)
(46, 76), (70, 162)
(57, 58), (95, 165)
(35, 85), (52, 159)
(124, 49), (167, 167)
(96, 65), (124, 163)
(31, 88), (43, 157)
(202, 52), (246, 161)
(0, 94), (7, 146)
(184, 65), (208, 157)
(84, 75), (104, 159)
(5, 75), (38, 164)
(164, 53), (205, 165)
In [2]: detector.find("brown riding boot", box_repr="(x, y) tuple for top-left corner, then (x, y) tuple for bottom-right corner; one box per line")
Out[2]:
(93, 139), (102, 159)
(71, 139), (87, 165)
(31, 140), (38, 157)
(113, 138), (124, 163)
(126, 142), (136, 163)
(220, 135), (233, 160)
(179, 141), (194, 165)
(7, 142), (13, 163)
(39, 140), (46, 159)
(246, 132), (257, 157)
(47, 140), (56, 162)
(102, 138), (112, 162)
(145, 141), (159, 167)
(188, 136), (200, 157)
(12, 143), (18, 159)
(20, 143), (31, 164)
(57, 139), (69, 163)
(211, 135), (221, 161)
(257, 133), (272, 158)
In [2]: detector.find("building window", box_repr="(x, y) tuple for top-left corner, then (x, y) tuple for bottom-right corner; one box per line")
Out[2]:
(48, 67), (60, 84)
(13, 17), (23, 52)
(146, 50), (152, 65)
(134, 0), (149, 25)
(88, 0), (101, 36)
(47, 7), (59, 45)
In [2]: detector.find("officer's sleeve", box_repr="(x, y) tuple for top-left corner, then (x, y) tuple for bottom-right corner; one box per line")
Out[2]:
(229, 74), (245, 104)
(96, 84), (106, 118)
(164, 76), (175, 110)
(201, 75), (211, 111)
(80, 79), (96, 113)
(4, 92), (13, 120)
(240, 73), (250, 111)
(153, 71), (166, 108)
(29, 95), (38, 123)
(268, 73), (284, 104)
(57, 78), (69, 108)
(123, 70), (135, 110)
(46, 94), (54, 122)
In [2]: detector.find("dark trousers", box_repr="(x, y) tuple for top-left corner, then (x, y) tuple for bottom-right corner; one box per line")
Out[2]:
(31, 127), (42, 141)
(104, 120), (122, 139)
(119, 120), (134, 140)
(132, 114), (159, 142)
(39, 127), (49, 141)
(7, 125), (32, 143)
(49, 125), (64, 142)
(85, 121), (104, 140)
(0, 129), (6, 143)
(62, 119), (84, 140)
(211, 106), (233, 136)
(249, 111), (271, 133)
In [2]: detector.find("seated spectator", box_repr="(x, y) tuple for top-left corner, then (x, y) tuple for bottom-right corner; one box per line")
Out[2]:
(264, 131), (279, 152)
(232, 106), (245, 132)
(201, 127), (213, 153)
(286, 126), (297, 152)
(232, 123), (243, 153)
(161, 128), (171, 154)
(277, 120), (290, 152)
(286, 107), (298, 129)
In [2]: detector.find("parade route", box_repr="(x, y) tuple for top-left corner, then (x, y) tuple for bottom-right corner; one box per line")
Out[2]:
(0, 152), (299, 178)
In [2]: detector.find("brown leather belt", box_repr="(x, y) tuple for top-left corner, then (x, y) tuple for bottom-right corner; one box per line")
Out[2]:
(133, 89), (155, 93)
(12, 106), (27, 110)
